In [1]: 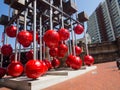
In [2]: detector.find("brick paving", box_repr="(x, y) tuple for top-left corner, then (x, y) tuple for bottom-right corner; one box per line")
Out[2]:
(0, 61), (120, 90)
(43, 61), (120, 90)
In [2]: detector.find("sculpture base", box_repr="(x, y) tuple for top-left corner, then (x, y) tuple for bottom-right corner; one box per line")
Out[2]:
(0, 66), (97, 90)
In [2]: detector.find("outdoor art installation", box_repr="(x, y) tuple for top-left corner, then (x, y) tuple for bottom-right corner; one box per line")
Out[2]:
(0, 0), (94, 79)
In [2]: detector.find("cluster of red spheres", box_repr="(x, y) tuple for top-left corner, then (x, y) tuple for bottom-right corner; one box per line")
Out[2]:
(66, 55), (82, 70)
(0, 24), (94, 79)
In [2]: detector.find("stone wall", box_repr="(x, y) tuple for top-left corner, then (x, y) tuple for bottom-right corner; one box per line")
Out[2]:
(81, 37), (120, 64)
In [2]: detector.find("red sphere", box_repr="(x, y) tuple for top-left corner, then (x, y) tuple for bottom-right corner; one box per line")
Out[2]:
(70, 56), (82, 70)
(29, 30), (39, 42)
(58, 28), (70, 41)
(65, 55), (75, 67)
(26, 50), (33, 60)
(84, 55), (94, 66)
(25, 60), (44, 79)
(58, 44), (68, 56)
(7, 61), (24, 77)
(1, 44), (13, 56)
(43, 30), (60, 48)
(51, 58), (60, 68)
(0, 67), (6, 78)
(6, 25), (17, 38)
(49, 48), (58, 57)
(74, 24), (84, 34)
(43, 59), (52, 70)
(17, 30), (32, 47)
(75, 46), (82, 55)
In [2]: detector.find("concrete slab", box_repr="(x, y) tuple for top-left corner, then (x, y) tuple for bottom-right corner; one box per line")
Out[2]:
(0, 65), (97, 90)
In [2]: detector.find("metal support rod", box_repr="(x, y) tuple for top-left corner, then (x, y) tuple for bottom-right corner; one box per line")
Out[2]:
(60, 0), (64, 28)
(39, 15), (42, 60)
(74, 0), (78, 46)
(46, 0), (54, 60)
(18, 45), (21, 61)
(74, 32), (77, 46)
(50, 0), (53, 30)
(69, 34), (72, 54)
(14, 18), (19, 62)
(33, 0), (37, 60)
(24, 0), (28, 30)
(1, 31), (5, 67)
(70, 18), (76, 56)
(6, 6), (11, 44)
(43, 42), (46, 59)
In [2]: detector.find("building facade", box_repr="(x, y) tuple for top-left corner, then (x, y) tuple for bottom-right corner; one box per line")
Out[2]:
(87, 0), (120, 43)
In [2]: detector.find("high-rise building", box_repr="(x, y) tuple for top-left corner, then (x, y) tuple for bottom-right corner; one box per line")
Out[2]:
(87, 0), (120, 43)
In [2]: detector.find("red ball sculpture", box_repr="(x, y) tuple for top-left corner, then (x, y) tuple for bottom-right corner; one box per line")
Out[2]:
(74, 24), (84, 34)
(43, 30), (60, 48)
(70, 56), (82, 70)
(58, 44), (68, 57)
(0, 67), (6, 78)
(58, 28), (70, 41)
(7, 61), (24, 77)
(26, 50), (33, 60)
(51, 58), (60, 68)
(1, 44), (13, 56)
(49, 48), (58, 57)
(43, 59), (52, 70)
(75, 46), (82, 55)
(6, 25), (17, 38)
(17, 30), (32, 47)
(65, 55), (75, 67)
(25, 60), (44, 79)
(84, 55), (94, 66)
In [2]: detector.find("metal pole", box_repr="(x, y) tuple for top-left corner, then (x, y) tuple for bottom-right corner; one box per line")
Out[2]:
(39, 15), (42, 60)
(50, 0), (53, 30)
(70, 18), (76, 56)
(33, 0), (37, 60)
(74, 0), (77, 46)
(6, 6), (11, 44)
(18, 45), (21, 61)
(14, 18), (19, 62)
(46, 0), (54, 60)
(60, 0), (64, 28)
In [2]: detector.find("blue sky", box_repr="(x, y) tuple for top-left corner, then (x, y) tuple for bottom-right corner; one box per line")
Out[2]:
(0, 0), (104, 48)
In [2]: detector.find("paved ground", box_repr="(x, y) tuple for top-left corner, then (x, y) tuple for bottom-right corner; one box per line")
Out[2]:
(0, 61), (120, 90)
(43, 61), (120, 90)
